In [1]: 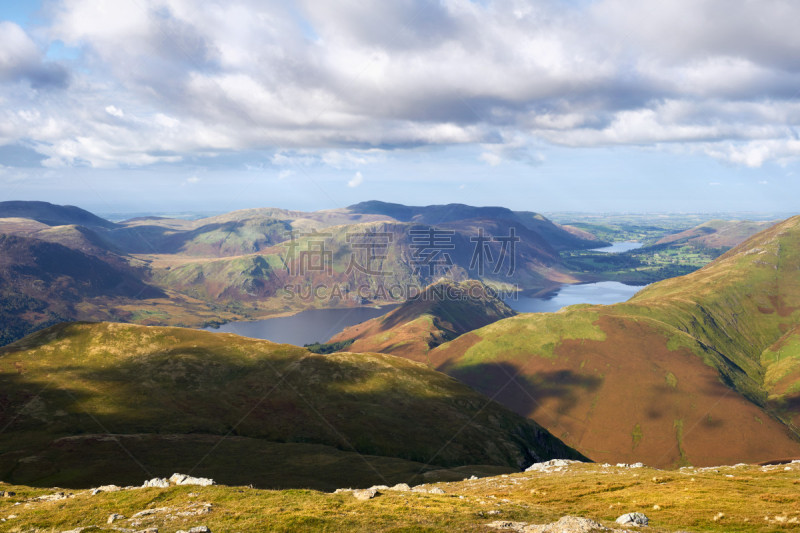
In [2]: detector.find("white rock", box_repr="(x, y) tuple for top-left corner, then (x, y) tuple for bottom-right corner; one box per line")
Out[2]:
(525, 459), (582, 473)
(169, 473), (215, 486)
(352, 488), (379, 500)
(143, 478), (170, 488)
(615, 512), (649, 526)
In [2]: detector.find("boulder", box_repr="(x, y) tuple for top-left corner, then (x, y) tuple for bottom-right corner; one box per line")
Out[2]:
(352, 488), (379, 500)
(525, 459), (583, 473)
(142, 478), (170, 488)
(169, 473), (215, 486)
(488, 515), (625, 532)
(615, 513), (648, 527)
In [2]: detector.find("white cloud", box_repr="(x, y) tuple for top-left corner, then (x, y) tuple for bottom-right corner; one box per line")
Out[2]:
(105, 105), (124, 118)
(278, 169), (293, 179)
(1, 0), (799, 168)
(0, 21), (68, 87)
(348, 171), (364, 187)
(185, 175), (200, 184)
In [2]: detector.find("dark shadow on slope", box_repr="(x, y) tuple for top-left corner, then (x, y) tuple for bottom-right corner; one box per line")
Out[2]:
(440, 361), (602, 421)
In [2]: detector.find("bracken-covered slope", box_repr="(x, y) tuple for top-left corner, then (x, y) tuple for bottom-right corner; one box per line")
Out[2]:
(0, 322), (583, 489)
(426, 216), (800, 467)
(327, 280), (516, 361)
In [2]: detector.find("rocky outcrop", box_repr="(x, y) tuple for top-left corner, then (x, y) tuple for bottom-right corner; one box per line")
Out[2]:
(488, 515), (627, 532)
(615, 513), (648, 527)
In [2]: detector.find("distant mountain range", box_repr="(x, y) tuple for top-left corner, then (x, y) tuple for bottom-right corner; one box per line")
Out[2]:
(0, 200), (606, 345)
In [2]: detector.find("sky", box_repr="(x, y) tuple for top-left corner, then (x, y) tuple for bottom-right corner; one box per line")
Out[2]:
(0, 0), (799, 215)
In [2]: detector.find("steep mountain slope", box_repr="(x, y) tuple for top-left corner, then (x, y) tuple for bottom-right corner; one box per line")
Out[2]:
(425, 216), (800, 467)
(0, 235), (164, 345)
(0, 201), (116, 229)
(112, 207), (396, 256)
(151, 219), (578, 306)
(0, 322), (583, 489)
(327, 280), (516, 361)
(346, 200), (607, 250)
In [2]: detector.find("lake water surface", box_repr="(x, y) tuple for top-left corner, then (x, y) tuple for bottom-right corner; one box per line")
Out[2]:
(590, 241), (644, 253)
(206, 305), (397, 346)
(206, 242), (647, 345)
(505, 281), (645, 314)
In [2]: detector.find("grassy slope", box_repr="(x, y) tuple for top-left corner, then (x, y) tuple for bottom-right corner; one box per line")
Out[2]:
(327, 280), (516, 362)
(0, 322), (582, 489)
(4, 461), (800, 532)
(427, 216), (800, 467)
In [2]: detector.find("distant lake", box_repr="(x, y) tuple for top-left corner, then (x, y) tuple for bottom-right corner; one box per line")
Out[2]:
(205, 305), (397, 346)
(505, 281), (646, 314)
(591, 241), (643, 253)
(206, 280), (646, 345)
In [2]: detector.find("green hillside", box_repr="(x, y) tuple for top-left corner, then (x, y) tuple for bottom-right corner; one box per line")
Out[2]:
(423, 217), (800, 466)
(0, 322), (582, 489)
(4, 461), (800, 532)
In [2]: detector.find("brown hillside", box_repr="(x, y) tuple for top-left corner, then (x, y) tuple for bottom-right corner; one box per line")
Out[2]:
(328, 280), (515, 361)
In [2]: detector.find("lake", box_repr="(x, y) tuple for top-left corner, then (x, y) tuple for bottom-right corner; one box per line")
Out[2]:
(504, 281), (646, 314)
(206, 305), (398, 346)
(590, 241), (643, 253)
(207, 242), (646, 345)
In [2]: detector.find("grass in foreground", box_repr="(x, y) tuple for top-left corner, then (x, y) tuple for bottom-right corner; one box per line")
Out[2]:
(2, 461), (800, 532)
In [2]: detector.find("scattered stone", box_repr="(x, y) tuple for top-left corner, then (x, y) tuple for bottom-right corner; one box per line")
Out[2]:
(428, 487), (446, 494)
(92, 485), (121, 495)
(615, 512), (648, 527)
(131, 507), (170, 519)
(107, 513), (125, 524)
(352, 487), (379, 500)
(525, 459), (583, 473)
(134, 528), (159, 533)
(33, 492), (72, 502)
(142, 478), (170, 488)
(487, 520), (528, 531)
(390, 483), (411, 491)
(169, 473), (215, 486)
(615, 463), (644, 469)
(333, 488), (352, 494)
(488, 516), (624, 532)
(176, 527), (211, 533)
(175, 503), (213, 517)
(712, 512), (725, 521)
